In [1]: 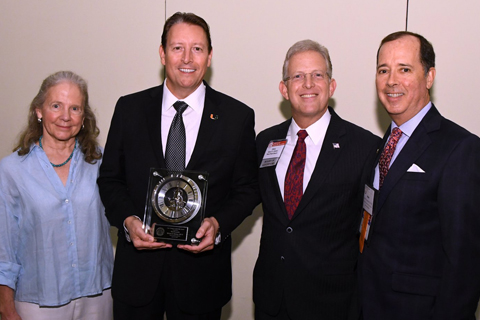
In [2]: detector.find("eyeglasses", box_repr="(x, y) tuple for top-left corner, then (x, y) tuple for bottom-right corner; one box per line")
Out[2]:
(284, 71), (328, 83)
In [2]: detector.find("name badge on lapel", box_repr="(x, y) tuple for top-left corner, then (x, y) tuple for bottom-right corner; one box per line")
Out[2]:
(359, 184), (377, 253)
(259, 139), (287, 168)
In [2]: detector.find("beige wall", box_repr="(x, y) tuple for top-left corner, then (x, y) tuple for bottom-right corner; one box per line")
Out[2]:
(1, 1), (479, 319)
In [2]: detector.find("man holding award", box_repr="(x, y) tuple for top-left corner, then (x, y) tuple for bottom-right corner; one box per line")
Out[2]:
(98, 12), (259, 320)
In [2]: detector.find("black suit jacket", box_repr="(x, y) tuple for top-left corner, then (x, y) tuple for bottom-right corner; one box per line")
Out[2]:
(253, 108), (380, 320)
(98, 83), (260, 313)
(359, 105), (480, 320)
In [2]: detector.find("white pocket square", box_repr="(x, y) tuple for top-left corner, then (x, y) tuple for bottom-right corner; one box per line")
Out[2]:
(407, 163), (425, 173)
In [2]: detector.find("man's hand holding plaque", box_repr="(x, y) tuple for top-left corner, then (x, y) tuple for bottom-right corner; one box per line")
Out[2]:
(124, 216), (172, 250)
(177, 216), (219, 253)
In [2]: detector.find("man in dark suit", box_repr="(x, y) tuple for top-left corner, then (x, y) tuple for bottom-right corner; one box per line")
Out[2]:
(98, 12), (259, 320)
(359, 31), (480, 320)
(253, 39), (380, 320)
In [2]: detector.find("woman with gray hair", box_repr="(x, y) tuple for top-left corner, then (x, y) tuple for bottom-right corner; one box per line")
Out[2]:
(0, 71), (113, 320)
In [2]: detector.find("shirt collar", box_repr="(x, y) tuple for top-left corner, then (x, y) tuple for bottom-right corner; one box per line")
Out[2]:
(162, 79), (206, 114)
(392, 101), (432, 137)
(289, 108), (331, 145)
(18, 143), (40, 162)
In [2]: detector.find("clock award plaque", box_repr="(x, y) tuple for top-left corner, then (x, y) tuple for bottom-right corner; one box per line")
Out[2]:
(143, 168), (208, 245)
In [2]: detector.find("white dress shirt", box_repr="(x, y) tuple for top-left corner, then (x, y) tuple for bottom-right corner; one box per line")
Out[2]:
(161, 79), (206, 166)
(276, 110), (331, 199)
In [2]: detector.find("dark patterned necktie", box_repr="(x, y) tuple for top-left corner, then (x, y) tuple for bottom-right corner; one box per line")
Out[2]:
(165, 101), (188, 171)
(284, 130), (308, 219)
(379, 127), (402, 188)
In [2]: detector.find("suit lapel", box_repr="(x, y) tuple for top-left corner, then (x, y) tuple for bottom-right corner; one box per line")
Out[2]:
(264, 120), (291, 220)
(186, 84), (220, 170)
(145, 85), (166, 167)
(292, 108), (346, 220)
(376, 106), (441, 212)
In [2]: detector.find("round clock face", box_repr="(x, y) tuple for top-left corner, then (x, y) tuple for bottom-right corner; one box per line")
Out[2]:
(151, 174), (202, 224)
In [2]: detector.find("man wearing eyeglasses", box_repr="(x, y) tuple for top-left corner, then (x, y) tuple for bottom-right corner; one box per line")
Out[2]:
(253, 39), (380, 320)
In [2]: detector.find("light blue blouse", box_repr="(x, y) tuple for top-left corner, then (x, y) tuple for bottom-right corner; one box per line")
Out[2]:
(0, 144), (113, 307)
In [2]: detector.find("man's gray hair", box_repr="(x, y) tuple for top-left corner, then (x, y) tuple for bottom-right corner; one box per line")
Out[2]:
(282, 39), (333, 81)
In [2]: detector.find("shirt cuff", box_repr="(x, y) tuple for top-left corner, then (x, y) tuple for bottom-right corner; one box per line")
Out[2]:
(215, 231), (221, 245)
(123, 215), (142, 242)
(0, 261), (21, 290)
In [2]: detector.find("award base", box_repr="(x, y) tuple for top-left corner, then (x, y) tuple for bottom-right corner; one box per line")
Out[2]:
(152, 223), (200, 245)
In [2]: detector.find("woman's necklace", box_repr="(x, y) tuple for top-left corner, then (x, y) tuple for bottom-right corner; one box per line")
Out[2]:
(39, 135), (77, 168)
